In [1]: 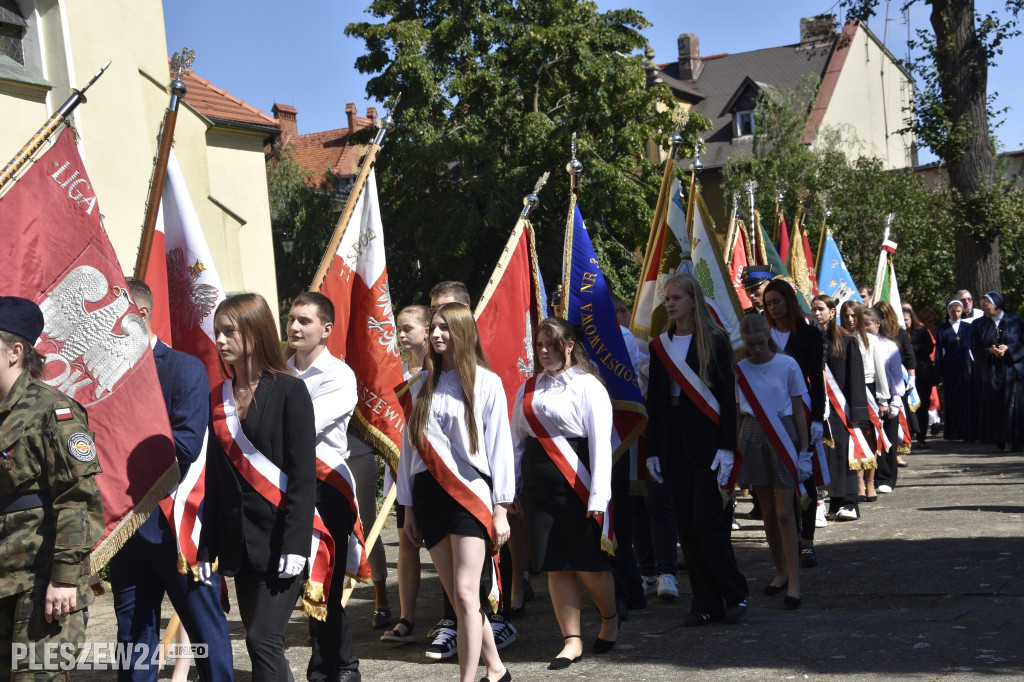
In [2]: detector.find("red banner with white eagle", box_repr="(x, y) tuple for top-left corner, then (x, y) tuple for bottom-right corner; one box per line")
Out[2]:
(474, 218), (545, 418)
(143, 148), (227, 574)
(0, 129), (179, 569)
(317, 170), (405, 477)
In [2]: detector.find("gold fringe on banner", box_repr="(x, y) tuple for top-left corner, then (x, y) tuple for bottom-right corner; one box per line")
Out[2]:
(302, 580), (328, 621)
(600, 535), (618, 557)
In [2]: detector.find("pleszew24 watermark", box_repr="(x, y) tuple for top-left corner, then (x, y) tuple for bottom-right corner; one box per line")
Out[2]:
(12, 642), (208, 670)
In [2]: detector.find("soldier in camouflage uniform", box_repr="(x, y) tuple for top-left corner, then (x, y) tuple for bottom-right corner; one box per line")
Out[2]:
(0, 296), (104, 680)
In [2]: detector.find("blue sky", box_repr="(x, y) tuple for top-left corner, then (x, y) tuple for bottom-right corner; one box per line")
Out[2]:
(164, 1), (1023, 163)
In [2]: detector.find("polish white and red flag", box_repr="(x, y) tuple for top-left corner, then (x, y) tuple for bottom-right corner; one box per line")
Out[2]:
(727, 224), (752, 309)
(143, 149), (226, 574)
(318, 170), (405, 478)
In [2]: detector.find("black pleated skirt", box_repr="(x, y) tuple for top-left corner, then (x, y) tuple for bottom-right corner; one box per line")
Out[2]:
(520, 436), (611, 573)
(412, 470), (489, 550)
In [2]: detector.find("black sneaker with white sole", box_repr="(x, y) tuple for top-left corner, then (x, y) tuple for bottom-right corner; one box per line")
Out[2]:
(424, 623), (458, 660)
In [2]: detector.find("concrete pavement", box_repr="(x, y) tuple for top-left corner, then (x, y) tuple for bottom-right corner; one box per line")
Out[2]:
(75, 439), (1024, 680)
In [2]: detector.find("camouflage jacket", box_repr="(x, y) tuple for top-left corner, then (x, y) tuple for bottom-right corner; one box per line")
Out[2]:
(0, 370), (103, 600)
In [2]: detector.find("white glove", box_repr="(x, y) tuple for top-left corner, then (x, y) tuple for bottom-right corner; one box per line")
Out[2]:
(908, 375), (917, 391)
(710, 449), (734, 488)
(890, 398), (902, 414)
(278, 553), (306, 578)
(810, 421), (824, 445)
(797, 451), (813, 481)
(646, 456), (664, 484)
(197, 561), (213, 586)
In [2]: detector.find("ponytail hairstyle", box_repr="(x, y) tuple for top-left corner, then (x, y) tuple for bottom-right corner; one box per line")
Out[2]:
(840, 300), (869, 347)
(397, 304), (431, 330)
(812, 294), (845, 359)
(740, 312), (780, 354)
(535, 317), (598, 377)
(408, 303), (491, 455)
(660, 272), (727, 388)
(862, 306), (884, 337)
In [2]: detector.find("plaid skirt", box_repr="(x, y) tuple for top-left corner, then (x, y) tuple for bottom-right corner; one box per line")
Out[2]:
(738, 415), (799, 487)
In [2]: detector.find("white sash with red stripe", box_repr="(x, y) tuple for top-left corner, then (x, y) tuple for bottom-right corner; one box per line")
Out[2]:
(895, 401), (913, 453)
(315, 453), (371, 583)
(824, 366), (876, 470)
(735, 362), (807, 501)
(651, 333), (720, 424)
(864, 391), (892, 454)
(211, 382), (335, 620)
(521, 376), (616, 555)
(407, 383), (501, 613)
(158, 434), (207, 577)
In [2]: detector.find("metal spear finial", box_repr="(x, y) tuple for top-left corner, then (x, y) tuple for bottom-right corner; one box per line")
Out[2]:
(373, 92), (401, 147)
(566, 132), (583, 191)
(521, 171), (551, 218)
(691, 139), (703, 172)
(883, 212), (895, 241)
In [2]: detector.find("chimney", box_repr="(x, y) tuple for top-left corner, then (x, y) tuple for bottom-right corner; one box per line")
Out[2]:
(271, 103), (298, 144)
(346, 103), (357, 132)
(800, 14), (837, 44)
(678, 33), (702, 81)
(366, 107), (378, 127)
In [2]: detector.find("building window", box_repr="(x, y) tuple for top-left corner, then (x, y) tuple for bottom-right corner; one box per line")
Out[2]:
(735, 111), (755, 137)
(0, 0), (27, 65)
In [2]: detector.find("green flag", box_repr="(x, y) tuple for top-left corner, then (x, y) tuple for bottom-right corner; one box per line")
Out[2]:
(760, 223), (811, 314)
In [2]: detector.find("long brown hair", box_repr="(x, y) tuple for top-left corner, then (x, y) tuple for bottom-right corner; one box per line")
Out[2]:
(660, 272), (727, 388)
(840, 300), (869, 347)
(408, 303), (491, 454)
(215, 293), (291, 380)
(763, 279), (806, 333)
(874, 300), (900, 340)
(535, 317), (598, 378)
(812, 294), (846, 359)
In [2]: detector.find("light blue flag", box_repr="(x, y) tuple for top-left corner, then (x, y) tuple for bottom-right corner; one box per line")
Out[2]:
(563, 202), (647, 455)
(817, 230), (862, 304)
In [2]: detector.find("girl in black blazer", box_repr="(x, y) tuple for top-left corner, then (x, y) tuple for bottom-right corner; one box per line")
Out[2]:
(199, 293), (316, 682)
(645, 273), (747, 626)
(763, 279), (825, 567)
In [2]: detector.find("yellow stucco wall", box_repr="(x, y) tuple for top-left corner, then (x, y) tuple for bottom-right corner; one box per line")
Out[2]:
(817, 25), (915, 169)
(0, 0), (279, 316)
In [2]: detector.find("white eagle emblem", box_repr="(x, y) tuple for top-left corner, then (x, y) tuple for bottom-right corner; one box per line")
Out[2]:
(168, 247), (219, 330)
(39, 265), (149, 402)
(517, 313), (534, 377)
(366, 282), (399, 357)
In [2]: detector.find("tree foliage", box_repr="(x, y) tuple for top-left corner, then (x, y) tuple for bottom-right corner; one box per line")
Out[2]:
(345, 0), (708, 308)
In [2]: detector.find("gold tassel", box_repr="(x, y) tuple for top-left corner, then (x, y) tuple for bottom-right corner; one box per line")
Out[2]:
(177, 552), (188, 576)
(601, 535), (618, 557)
(302, 580), (328, 621)
(487, 592), (499, 615)
(823, 436), (836, 449)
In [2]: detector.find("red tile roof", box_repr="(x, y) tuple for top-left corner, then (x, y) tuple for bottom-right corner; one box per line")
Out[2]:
(286, 119), (372, 185)
(170, 62), (279, 130)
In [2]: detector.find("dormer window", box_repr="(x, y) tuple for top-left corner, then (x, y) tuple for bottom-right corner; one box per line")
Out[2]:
(735, 111), (754, 137)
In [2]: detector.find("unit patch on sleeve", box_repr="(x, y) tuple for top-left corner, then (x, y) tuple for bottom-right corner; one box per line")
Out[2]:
(67, 433), (97, 462)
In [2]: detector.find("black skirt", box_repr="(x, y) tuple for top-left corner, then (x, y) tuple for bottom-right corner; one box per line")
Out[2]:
(412, 470), (489, 550)
(520, 436), (611, 573)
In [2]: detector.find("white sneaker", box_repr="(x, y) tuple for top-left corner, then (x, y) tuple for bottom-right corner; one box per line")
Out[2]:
(815, 500), (828, 528)
(877, 484), (893, 494)
(837, 506), (859, 521)
(731, 518), (741, 531)
(657, 573), (678, 600)
(490, 619), (518, 650)
(641, 575), (658, 597)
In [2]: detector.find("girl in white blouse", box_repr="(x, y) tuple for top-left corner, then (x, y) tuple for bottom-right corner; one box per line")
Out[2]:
(398, 303), (513, 682)
(511, 317), (617, 670)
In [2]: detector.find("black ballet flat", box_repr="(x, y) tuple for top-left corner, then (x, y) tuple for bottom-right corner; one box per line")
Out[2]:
(865, 495), (877, 502)
(763, 581), (788, 596)
(479, 670), (511, 682)
(592, 614), (617, 654)
(549, 635), (582, 670)
(784, 594), (802, 609)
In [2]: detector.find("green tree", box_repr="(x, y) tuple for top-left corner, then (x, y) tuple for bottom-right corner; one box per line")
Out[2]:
(842, 0), (1023, 298)
(722, 78), (957, 318)
(266, 143), (350, 323)
(345, 0), (707, 307)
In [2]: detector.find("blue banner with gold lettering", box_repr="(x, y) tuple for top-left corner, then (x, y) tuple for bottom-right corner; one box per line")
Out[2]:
(563, 201), (647, 457)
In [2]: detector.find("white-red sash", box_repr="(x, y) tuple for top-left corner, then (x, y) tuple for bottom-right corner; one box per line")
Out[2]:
(521, 376), (615, 555)
(211, 381), (335, 620)
(800, 393), (831, 490)
(864, 391), (892, 454)
(735, 362), (807, 501)
(406, 380), (501, 612)
(895, 401), (913, 452)
(158, 433), (208, 577)
(824, 366), (876, 469)
(651, 333), (720, 425)
(315, 453), (371, 583)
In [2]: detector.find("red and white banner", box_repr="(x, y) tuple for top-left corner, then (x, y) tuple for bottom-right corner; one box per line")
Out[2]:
(864, 391), (892, 454)
(318, 171), (405, 477)
(212, 382), (335, 619)
(0, 130), (178, 569)
(727, 228), (752, 310)
(474, 218), (545, 418)
(313, 445), (371, 582)
(521, 376), (615, 554)
(143, 149), (227, 574)
(824, 366), (875, 469)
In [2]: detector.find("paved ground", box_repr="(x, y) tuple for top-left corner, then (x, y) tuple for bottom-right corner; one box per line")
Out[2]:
(75, 439), (1023, 680)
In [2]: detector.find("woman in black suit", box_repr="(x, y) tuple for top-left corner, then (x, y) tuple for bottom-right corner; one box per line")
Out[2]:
(198, 293), (316, 682)
(645, 273), (747, 626)
(902, 304), (936, 447)
(763, 279), (825, 567)
(935, 300), (975, 441)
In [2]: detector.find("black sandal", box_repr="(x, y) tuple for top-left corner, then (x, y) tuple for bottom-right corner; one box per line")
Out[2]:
(549, 635), (582, 670)
(380, 618), (416, 643)
(592, 614), (617, 654)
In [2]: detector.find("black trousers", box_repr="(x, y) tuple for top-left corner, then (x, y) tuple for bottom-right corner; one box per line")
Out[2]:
(611, 455), (644, 603)
(668, 461), (747, 615)
(235, 568), (305, 682)
(308, 485), (359, 682)
(876, 415), (901, 488)
(631, 474), (678, 576)
(798, 476), (817, 542)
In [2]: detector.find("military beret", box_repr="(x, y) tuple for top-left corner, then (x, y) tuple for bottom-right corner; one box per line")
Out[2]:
(0, 296), (45, 343)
